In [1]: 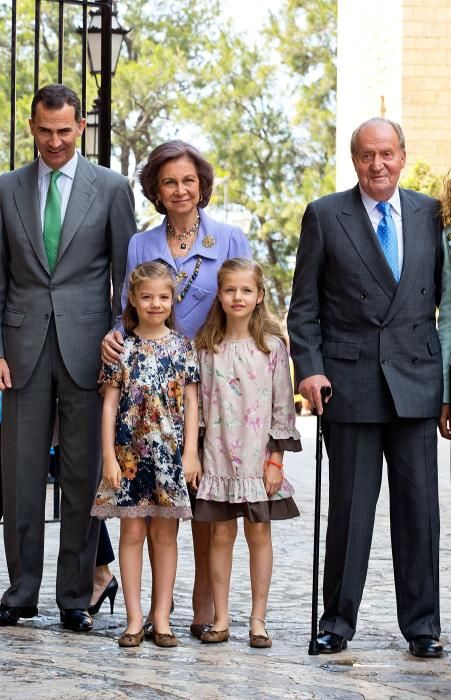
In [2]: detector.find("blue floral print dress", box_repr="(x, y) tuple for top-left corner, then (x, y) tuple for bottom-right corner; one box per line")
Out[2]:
(91, 330), (199, 520)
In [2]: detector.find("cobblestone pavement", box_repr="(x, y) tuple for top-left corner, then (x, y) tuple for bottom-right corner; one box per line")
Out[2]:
(0, 415), (450, 699)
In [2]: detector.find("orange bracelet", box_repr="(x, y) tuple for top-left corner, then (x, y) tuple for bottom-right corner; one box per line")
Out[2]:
(266, 459), (284, 470)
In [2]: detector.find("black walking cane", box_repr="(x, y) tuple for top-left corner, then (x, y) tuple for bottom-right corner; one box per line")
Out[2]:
(308, 385), (332, 655)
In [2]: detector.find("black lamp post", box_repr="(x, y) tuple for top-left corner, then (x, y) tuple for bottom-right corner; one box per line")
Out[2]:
(79, 5), (129, 166)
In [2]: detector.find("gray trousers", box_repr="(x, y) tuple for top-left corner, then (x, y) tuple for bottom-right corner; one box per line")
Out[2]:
(1, 320), (102, 609)
(320, 419), (440, 641)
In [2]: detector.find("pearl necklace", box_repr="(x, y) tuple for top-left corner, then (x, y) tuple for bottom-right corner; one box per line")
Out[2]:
(166, 215), (200, 250)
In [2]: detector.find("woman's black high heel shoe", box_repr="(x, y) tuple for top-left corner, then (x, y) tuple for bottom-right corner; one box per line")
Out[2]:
(88, 575), (118, 615)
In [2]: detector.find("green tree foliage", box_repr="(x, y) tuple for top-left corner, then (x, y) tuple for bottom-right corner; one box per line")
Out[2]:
(401, 161), (443, 198)
(1, 0), (337, 311)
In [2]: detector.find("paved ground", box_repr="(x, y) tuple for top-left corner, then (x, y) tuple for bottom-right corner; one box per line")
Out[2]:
(0, 415), (450, 699)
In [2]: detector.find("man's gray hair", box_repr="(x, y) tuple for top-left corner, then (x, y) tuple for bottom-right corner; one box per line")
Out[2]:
(350, 118), (406, 158)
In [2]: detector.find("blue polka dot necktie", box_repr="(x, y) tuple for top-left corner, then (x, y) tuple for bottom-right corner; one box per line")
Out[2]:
(43, 170), (62, 272)
(376, 201), (400, 282)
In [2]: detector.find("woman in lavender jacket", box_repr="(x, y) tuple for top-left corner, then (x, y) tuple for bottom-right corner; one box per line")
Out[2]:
(101, 140), (251, 638)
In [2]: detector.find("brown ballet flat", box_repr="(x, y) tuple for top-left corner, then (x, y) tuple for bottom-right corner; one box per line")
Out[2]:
(118, 628), (144, 647)
(249, 616), (272, 648)
(153, 630), (178, 647)
(201, 627), (230, 644)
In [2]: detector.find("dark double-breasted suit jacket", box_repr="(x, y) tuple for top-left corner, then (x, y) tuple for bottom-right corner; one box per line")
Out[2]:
(288, 184), (443, 640)
(288, 184), (443, 423)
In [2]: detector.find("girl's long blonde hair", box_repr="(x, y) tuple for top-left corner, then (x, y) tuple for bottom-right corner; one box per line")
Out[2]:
(123, 261), (177, 332)
(440, 171), (451, 228)
(196, 258), (285, 353)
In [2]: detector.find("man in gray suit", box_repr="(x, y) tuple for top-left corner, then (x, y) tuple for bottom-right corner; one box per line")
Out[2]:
(288, 118), (443, 658)
(0, 84), (135, 631)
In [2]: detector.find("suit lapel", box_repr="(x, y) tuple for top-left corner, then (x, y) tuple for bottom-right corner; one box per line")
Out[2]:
(336, 185), (397, 298)
(56, 155), (97, 265)
(13, 160), (51, 274)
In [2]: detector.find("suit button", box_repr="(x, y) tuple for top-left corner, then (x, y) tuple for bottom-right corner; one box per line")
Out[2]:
(413, 324), (418, 330)
(360, 292), (367, 299)
(44, 313), (49, 320)
(50, 286), (56, 292)
(420, 288), (426, 295)
(381, 359), (386, 365)
(412, 357), (419, 364)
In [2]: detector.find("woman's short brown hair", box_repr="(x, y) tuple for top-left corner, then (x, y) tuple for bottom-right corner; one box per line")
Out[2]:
(139, 140), (214, 215)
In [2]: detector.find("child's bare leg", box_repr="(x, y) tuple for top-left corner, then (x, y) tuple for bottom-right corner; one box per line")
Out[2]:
(149, 517), (178, 634)
(244, 520), (272, 636)
(119, 517), (147, 634)
(210, 519), (237, 630)
(145, 522), (154, 623)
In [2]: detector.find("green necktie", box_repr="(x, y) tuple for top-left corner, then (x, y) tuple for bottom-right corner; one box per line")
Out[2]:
(43, 170), (62, 272)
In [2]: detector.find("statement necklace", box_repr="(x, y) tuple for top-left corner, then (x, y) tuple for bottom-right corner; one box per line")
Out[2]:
(177, 256), (202, 302)
(167, 215), (200, 250)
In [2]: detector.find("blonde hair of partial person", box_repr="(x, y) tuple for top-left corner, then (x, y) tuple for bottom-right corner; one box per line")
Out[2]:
(122, 261), (178, 332)
(195, 257), (286, 354)
(440, 171), (451, 228)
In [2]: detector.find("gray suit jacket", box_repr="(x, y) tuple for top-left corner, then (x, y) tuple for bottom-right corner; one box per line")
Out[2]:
(288, 185), (443, 422)
(0, 155), (136, 389)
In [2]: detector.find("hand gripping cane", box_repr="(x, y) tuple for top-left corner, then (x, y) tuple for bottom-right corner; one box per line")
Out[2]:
(308, 385), (332, 655)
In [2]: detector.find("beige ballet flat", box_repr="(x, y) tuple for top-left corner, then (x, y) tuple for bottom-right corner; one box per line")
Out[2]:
(153, 630), (178, 647)
(201, 627), (230, 643)
(249, 616), (272, 648)
(118, 627), (144, 647)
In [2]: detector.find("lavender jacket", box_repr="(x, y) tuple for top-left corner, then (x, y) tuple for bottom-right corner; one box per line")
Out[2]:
(120, 208), (251, 338)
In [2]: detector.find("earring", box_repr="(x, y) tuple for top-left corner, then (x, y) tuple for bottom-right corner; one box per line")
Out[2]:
(156, 197), (161, 206)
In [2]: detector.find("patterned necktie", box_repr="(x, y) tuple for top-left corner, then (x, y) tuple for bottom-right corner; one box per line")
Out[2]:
(43, 170), (62, 272)
(376, 201), (400, 282)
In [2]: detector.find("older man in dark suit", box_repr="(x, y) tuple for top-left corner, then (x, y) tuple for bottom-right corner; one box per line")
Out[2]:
(288, 118), (443, 658)
(0, 84), (135, 631)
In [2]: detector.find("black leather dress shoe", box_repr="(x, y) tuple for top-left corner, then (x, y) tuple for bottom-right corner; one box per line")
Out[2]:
(316, 631), (348, 654)
(60, 608), (93, 632)
(0, 603), (38, 626)
(409, 636), (443, 658)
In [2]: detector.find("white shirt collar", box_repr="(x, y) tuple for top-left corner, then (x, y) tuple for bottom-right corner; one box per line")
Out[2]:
(38, 151), (79, 180)
(359, 184), (401, 217)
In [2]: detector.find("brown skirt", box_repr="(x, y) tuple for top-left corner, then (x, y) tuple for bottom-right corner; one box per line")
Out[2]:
(193, 497), (299, 523)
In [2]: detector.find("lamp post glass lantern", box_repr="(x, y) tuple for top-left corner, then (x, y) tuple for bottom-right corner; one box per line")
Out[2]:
(86, 102), (100, 158)
(86, 9), (128, 77)
(79, 8), (129, 163)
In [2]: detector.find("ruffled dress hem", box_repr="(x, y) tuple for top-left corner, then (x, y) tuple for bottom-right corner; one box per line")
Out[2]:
(91, 504), (192, 520)
(196, 475), (295, 502)
(194, 498), (299, 522)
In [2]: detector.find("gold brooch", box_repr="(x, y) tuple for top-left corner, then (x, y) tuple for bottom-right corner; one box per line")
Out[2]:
(202, 235), (216, 248)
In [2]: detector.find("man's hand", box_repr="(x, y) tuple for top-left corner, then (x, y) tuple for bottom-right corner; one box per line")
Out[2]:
(438, 403), (451, 439)
(299, 374), (332, 415)
(0, 358), (12, 391)
(101, 330), (124, 364)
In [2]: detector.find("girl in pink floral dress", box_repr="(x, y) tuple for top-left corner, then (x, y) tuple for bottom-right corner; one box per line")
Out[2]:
(195, 258), (301, 648)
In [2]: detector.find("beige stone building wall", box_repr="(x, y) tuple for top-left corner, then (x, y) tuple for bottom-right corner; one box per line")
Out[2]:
(336, 0), (451, 191)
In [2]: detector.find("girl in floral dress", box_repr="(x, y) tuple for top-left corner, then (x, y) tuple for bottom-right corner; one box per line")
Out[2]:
(195, 258), (301, 647)
(91, 262), (201, 648)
